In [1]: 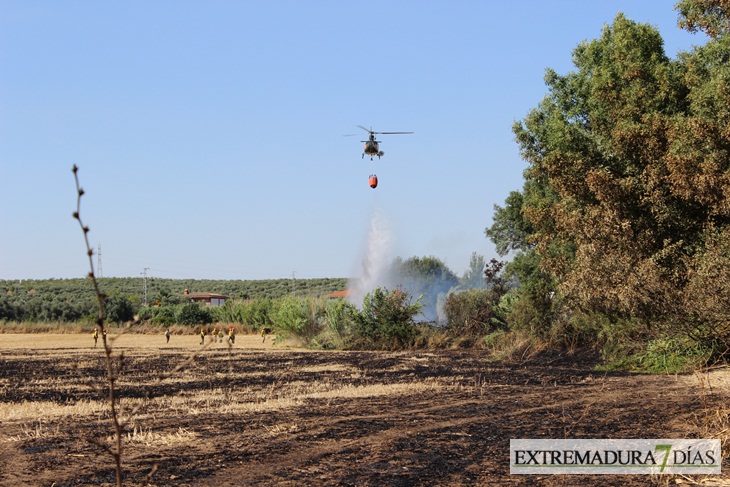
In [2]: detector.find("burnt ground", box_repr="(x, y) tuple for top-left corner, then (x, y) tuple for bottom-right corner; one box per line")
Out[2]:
(0, 344), (727, 486)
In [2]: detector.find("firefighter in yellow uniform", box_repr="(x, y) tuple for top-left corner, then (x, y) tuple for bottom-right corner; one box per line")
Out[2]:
(200, 328), (205, 345)
(228, 327), (235, 344)
(93, 328), (98, 348)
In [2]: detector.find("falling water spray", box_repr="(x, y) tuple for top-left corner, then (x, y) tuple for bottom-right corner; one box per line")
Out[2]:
(348, 208), (393, 308)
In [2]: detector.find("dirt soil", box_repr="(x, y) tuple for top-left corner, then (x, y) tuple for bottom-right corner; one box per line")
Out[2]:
(0, 334), (728, 486)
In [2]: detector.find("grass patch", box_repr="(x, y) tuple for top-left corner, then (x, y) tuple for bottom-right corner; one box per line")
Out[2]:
(599, 337), (712, 373)
(0, 321), (88, 334)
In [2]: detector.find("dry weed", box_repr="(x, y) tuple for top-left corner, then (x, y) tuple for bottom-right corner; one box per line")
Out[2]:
(120, 425), (198, 447)
(0, 399), (105, 421)
(4, 419), (61, 442)
(264, 422), (300, 437)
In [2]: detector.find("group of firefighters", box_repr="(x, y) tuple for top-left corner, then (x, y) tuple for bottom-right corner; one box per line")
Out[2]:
(199, 326), (236, 345)
(92, 326), (240, 347)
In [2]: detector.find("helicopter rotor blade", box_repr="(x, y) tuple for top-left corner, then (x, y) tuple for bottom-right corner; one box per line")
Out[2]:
(350, 126), (414, 136)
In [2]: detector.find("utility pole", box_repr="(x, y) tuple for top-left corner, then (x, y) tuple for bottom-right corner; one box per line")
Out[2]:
(292, 271), (296, 296)
(141, 267), (149, 306)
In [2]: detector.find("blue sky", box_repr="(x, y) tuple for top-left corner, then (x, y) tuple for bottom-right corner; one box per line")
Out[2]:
(0, 1), (707, 281)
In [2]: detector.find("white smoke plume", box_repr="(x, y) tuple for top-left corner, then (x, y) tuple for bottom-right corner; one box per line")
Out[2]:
(348, 208), (394, 308)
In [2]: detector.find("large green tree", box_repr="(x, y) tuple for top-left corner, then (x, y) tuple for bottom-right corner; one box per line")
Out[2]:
(460, 252), (487, 289)
(487, 9), (730, 344)
(676, 0), (730, 38)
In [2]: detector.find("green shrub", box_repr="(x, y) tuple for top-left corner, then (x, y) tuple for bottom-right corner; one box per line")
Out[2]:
(244, 298), (273, 330)
(350, 287), (423, 349)
(270, 296), (322, 345)
(443, 288), (505, 337)
(176, 303), (212, 326)
(312, 298), (356, 349)
(150, 306), (176, 326)
(104, 295), (135, 324)
(207, 298), (274, 330)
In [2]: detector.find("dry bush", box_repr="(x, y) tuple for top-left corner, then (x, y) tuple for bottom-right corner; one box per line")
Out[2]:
(483, 329), (549, 363)
(701, 406), (730, 458)
(693, 367), (730, 460)
(411, 325), (450, 349)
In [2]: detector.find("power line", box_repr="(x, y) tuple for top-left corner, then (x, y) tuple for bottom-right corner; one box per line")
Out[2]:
(141, 267), (149, 306)
(97, 243), (103, 278)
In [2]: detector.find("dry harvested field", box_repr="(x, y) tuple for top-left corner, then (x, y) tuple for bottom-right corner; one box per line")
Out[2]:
(0, 333), (728, 486)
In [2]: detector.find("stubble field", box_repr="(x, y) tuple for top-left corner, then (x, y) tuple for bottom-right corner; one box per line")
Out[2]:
(0, 333), (728, 486)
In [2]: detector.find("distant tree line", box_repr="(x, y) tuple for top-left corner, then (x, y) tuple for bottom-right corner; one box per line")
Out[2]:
(0, 253), (515, 352)
(0, 277), (347, 323)
(0, 253), (496, 325)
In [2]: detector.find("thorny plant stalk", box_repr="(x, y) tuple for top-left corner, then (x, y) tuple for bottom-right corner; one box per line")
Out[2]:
(72, 165), (124, 486)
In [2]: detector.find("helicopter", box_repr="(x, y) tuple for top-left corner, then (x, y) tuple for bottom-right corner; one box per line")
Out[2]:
(348, 125), (414, 161)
